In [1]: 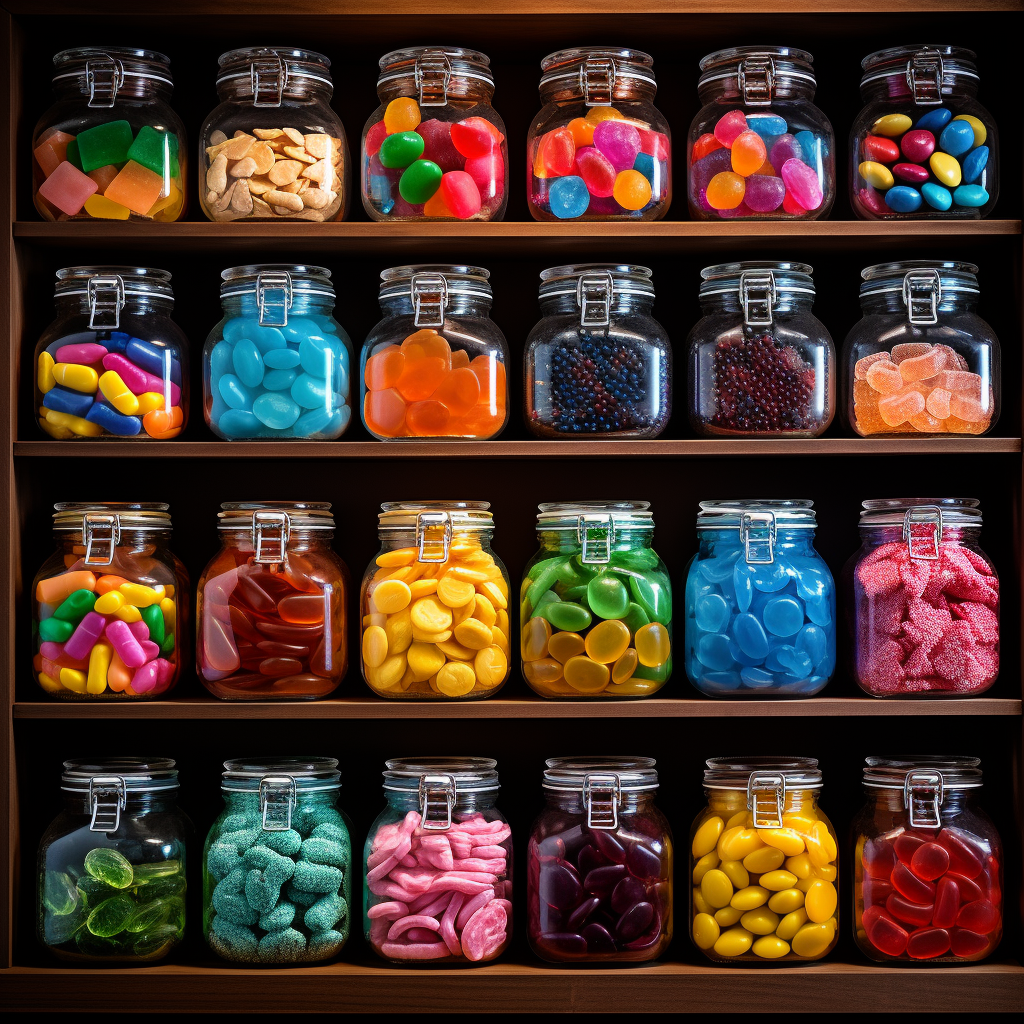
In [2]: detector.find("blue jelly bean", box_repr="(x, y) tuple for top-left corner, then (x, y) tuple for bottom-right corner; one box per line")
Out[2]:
(293, 407), (334, 437)
(884, 186), (923, 213)
(701, 671), (742, 692)
(762, 595), (804, 637)
(694, 593), (730, 633)
(232, 338), (265, 389)
(746, 113), (787, 141)
(210, 389), (227, 427)
(732, 613), (769, 660)
(311, 315), (338, 335)
(633, 152), (657, 186)
(796, 624), (827, 666)
(778, 647), (813, 676)
(698, 553), (739, 584)
(962, 145), (989, 185)
(218, 374), (252, 411)
(263, 368), (298, 391)
(290, 373), (335, 410)
(939, 119), (974, 157)
(920, 183), (951, 210)
(43, 385), (93, 417)
(794, 130), (819, 165)
(915, 107), (952, 132)
(298, 336), (341, 378)
(218, 409), (263, 438)
(804, 594), (832, 627)
(224, 317), (286, 352)
(253, 392), (300, 430)
(953, 184), (989, 208)
(697, 634), (733, 671)
(732, 563), (753, 611)
(86, 401), (141, 436)
(210, 340), (234, 380)
(740, 667), (776, 689)
(765, 646), (795, 673)
(280, 318), (322, 345)
(263, 348), (301, 370)
(788, 557), (829, 601)
(126, 338), (181, 384)
(549, 176), (590, 220)
(370, 174), (394, 214)
(749, 561), (789, 593)
(726, 637), (764, 668)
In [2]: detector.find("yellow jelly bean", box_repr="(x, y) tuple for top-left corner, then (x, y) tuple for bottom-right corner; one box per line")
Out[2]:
(584, 619), (631, 664)
(45, 409), (103, 436)
(776, 907), (808, 941)
(768, 888), (805, 915)
(692, 887), (711, 915)
(362, 625), (388, 668)
(522, 617), (552, 662)
(453, 617), (493, 650)
(714, 905), (742, 926)
(929, 151), (962, 187)
(812, 862), (837, 882)
(795, 877), (813, 893)
(872, 113), (913, 136)
(858, 160), (894, 190)
(114, 604), (142, 623)
(812, 820), (837, 861)
(611, 648), (638, 683)
(407, 641), (446, 681)
(374, 579), (412, 614)
(410, 579), (439, 599)
(759, 869), (798, 892)
(87, 642), (112, 695)
(480, 580), (507, 609)
(496, 608), (509, 635)
(412, 627), (450, 643)
(385, 609), (413, 654)
(436, 638), (476, 662)
(437, 575), (476, 608)
(384, 96), (421, 133)
(953, 113), (987, 146)
(805, 832), (832, 869)
(720, 860), (749, 889)
(740, 908), (780, 935)
(730, 885), (769, 911)
(700, 869), (733, 910)
(743, 845), (785, 874)
(60, 667), (87, 692)
(164, 585), (174, 599)
(548, 631), (585, 663)
(38, 351), (55, 394)
(135, 392), (165, 415)
(410, 595), (453, 632)
(491, 625), (509, 655)
(634, 621), (670, 667)
(692, 850), (720, 883)
(474, 646), (507, 688)
(692, 816), (725, 858)
(472, 594), (497, 627)
(159, 597), (176, 632)
(98, 370), (140, 415)
(760, 828), (805, 856)
(93, 590), (124, 615)
(718, 827), (764, 862)
(119, 582), (164, 607)
(377, 547), (417, 568)
(786, 852), (813, 879)
(693, 913), (720, 950)
(38, 670), (62, 694)
(752, 935), (790, 959)
(713, 927), (753, 958)
(436, 661), (476, 697)
(523, 658), (564, 686)
(367, 654), (407, 691)
(585, 105), (626, 123)
(725, 810), (749, 830)
(39, 417), (72, 439)
(52, 363), (99, 393)
(791, 919), (835, 958)
(804, 879), (837, 923)
(563, 655), (611, 693)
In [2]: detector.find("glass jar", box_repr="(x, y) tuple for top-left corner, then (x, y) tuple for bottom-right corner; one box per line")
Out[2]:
(687, 262), (834, 437)
(362, 47), (507, 222)
(364, 758), (512, 963)
(203, 757), (352, 964)
(37, 758), (189, 962)
(196, 502), (348, 700)
(360, 501), (510, 699)
(204, 265), (354, 440)
(35, 267), (188, 441)
(690, 757), (838, 963)
(854, 757), (1003, 962)
(525, 265), (671, 438)
(851, 46), (997, 219)
(684, 500), (836, 696)
(32, 503), (186, 699)
(844, 262), (999, 437)
(688, 47), (834, 221)
(32, 48), (186, 222)
(849, 499), (998, 697)
(199, 47), (348, 223)
(361, 266), (508, 440)
(521, 502), (672, 698)
(528, 757), (672, 962)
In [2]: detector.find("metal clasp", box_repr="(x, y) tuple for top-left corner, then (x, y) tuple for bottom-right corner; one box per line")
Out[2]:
(907, 49), (944, 106)
(576, 514), (614, 564)
(419, 773), (456, 831)
(89, 776), (127, 833)
(740, 511), (777, 565)
(581, 56), (615, 107)
(576, 272), (613, 328)
(251, 52), (286, 108)
(83, 512), (120, 566)
(902, 269), (941, 326)
(583, 773), (621, 830)
(738, 56), (775, 106)
(904, 769), (944, 828)
(748, 771), (786, 828)
(416, 52), (452, 107)
(87, 276), (125, 330)
(411, 272), (449, 328)
(903, 505), (942, 560)
(416, 511), (452, 563)
(85, 56), (124, 109)
(256, 271), (293, 327)
(253, 510), (290, 564)
(739, 270), (777, 328)
(259, 775), (297, 831)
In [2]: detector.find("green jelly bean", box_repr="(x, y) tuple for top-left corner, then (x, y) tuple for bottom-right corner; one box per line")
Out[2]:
(126, 897), (173, 933)
(53, 589), (96, 622)
(571, 555), (600, 580)
(544, 601), (592, 632)
(133, 922), (180, 959)
(84, 847), (134, 889)
(379, 130), (425, 169)
(304, 893), (347, 932)
(629, 572), (672, 625)
(137, 874), (185, 900)
(44, 906), (86, 945)
(621, 602), (651, 636)
(534, 591), (560, 616)
(259, 927), (307, 962)
(159, 632), (175, 656)
(561, 584), (589, 604)
(87, 893), (135, 937)
(141, 604), (165, 645)
(527, 560), (566, 607)
(259, 901), (297, 932)
(77, 876), (117, 906)
(132, 860), (181, 884)
(308, 928), (346, 959)
(587, 575), (630, 620)
(38, 617), (74, 642)
(44, 870), (80, 915)
(398, 159), (443, 204)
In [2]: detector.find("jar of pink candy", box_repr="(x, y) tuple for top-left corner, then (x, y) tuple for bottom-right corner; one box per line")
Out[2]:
(849, 499), (999, 697)
(687, 47), (835, 221)
(363, 758), (512, 964)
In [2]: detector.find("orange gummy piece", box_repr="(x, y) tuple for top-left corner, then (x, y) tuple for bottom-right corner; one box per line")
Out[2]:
(470, 354), (506, 405)
(402, 329), (451, 365)
(431, 367), (481, 416)
(933, 343), (968, 370)
(568, 117), (596, 148)
(934, 370), (983, 399)
(88, 165), (120, 192)
(948, 392), (986, 423)
(865, 359), (905, 395)
(396, 355), (448, 402)
(946, 414), (989, 435)
(406, 400), (451, 436)
(107, 651), (132, 691)
(451, 349), (470, 370)
(878, 386), (926, 427)
(365, 388), (407, 437)
(103, 160), (164, 216)
(890, 342), (933, 363)
(424, 190), (453, 217)
(36, 570), (97, 604)
(365, 346), (405, 391)
(899, 347), (947, 383)
(534, 127), (575, 178)
(451, 405), (505, 439)
(34, 130), (74, 176)
(908, 408), (947, 433)
(925, 387), (952, 419)
(144, 405), (184, 438)
(96, 575), (128, 595)
(854, 351), (892, 380)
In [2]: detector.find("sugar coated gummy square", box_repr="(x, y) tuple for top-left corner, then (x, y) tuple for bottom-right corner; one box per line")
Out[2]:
(103, 160), (164, 216)
(37, 161), (98, 216)
(75, 120), (133, 173)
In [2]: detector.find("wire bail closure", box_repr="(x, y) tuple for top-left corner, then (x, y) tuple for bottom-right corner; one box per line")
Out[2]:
(253, 510), (290, 564)
(902, 269), (941, 326)
(86, 55), (124, 108)
(903, 505), (943, 560)
(907, 49), (944, 105)
(88, 775), (127, 832)
(419, 773), (456, 830)
(740, 511), (777, 565)
(747, 771), (786, 828)
(576, 272), (613, 328)
(87, 275), (125, 330)
(416, 52), (452, 107)
(904, 769), (944, 828)
(738, 56), (775, 105)
(583, 772), (622, 830)
(740, 270), (777, 327)
(256, 271), (293, 327)
(415, 511), (453, 562)
(581, 56), (615, 106)
(411, 272), (449, 328)
(576, 514), (614, 564)
(259, 775), (297, 830)
(251, 52), (286, 108)
(83, 512), (120, 566)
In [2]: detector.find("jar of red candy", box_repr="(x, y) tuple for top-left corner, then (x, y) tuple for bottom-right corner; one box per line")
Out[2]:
(364, 758), (512, 964)
(852, 46), (997, 219)
(361, 47), (507, 222)
(686, 262), (834, 436)
(527, 48), (671, 221)
(854, 756), (1003, 963)
(527, 757), (672, 962)
(850, 499), (998, 697)
(687, 47), (834, 221)
(196, 501), (348, 700)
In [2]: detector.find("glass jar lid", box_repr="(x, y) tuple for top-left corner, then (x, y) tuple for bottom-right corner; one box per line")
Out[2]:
(860, 44), (978, 90)
(216, 47), (332, 90)
(862, 755), (982, 790)
(220, 265), (334, 301)
(703, 756), (822, 790)
(859, 261), (980, 317)
(539, 264), (654, 301)
(52, 47), (173, 91)
(62, 757), (178, 793)
(378, 501), (493, 532)
(53, 501), (171, 533)
(536, 500), (654, 532)
(221, 757), (341, 792)
(859, 498), (981, 528)
(383, 756), (499, 793)
(378, 46), (494, 88)
(55, 266), (173, 302)
(698, 46), (816, 102)
(699, 262), (814, 302)
(218, 501), (335, 531)
(696, 499), (817, 530)
(542, 756), (659, 792)
(540, 47), (657, 89)
(379, 265), (492, 304)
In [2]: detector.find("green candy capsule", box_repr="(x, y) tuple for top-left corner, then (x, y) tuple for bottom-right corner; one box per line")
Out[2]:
(378, 130), (425, 169)
(87, 893), (135, 937)
(84, 847), (134, 889)
(141, 603), (165, 645)
(43, 870), (80, 916)
(629, 571), (672, 625)
(38, 617), (74, 642)
(53, 589), (97, 622)
(544, 601), (592, 632)
(398, 159), (442, 204)
(612, 547), (659, 570)
(587, 575), (630, 620)
(133, 922), (180, 959)
(561, 584), (589, 603)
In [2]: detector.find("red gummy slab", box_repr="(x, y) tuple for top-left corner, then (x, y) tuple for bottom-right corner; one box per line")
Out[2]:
(950, 928), (990, 958)
(956, 899), (1000, 935)
(938, 828), (984, 878)
(891, 862), (936, 905)
(907, 926), (951, 960)
(894, 833), (926, 865)
(932, 876), (961, 929)
(863, 905), (909, 957)
(886, 892), (934, 928)
(911, 842), (950, 881)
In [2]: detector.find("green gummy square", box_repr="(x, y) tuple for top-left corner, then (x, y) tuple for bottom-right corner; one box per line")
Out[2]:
(66, 138), (82, 170)
(76, 120), (133, 173)
(127, 125), (179, 177)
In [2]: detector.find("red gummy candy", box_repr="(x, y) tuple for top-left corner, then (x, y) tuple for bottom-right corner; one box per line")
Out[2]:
(857, 558), (902, 598)
(886, 892), (934, 927)
(907, 926), (951, 959)
(911, 842), (950, 881)
(638, 128), (669, 161)
(956, 899), (999, 935)
(439, 170), (482, 220)
(863, 838), (897, 879)
(366, 121), (388, 157)
(862, 876), (894, 907)
(416, 119), (464, 173)
(576, 146), (617, 198)
(894, 832), (926, 866)
(892, 862), (936, 905)
(863, 905), (909, 957)
(932, 876), (961, 929)
(451, 119), (496, 160)
(950, 927), (990, 958)
(939, 827), (984, 878)
(946, 872), (983, 903)
(464, 151), (504, 200)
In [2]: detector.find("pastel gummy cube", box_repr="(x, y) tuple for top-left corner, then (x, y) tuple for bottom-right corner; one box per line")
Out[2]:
(34, 129), (74, 177)
(76, 119), (133, 173)
(103, 160), (163, 216)
(66, 138), (82, 169)
(84, 194), (130, 220)
(87, 164), (120, 192)
(37, 161), (98, 215)
(127, 125), (179, 177)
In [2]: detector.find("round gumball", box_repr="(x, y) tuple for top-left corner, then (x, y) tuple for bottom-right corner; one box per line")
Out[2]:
(548, 175), (590, 220)
(577, 147), (617, 198)
(769, 134), (803, 169)
(612, 169), (652, 211)
(593, 119), (641, 172)
(568, 118), (595, 147)
(398, 159), (443, 204)
(439, 170), (482, 219)
(953, 114), (987, 146)
(705, 171), (745, 210)
(714, 109), (747, 147)
(939, 119), (975, 157)
(731, 130), (767, 177)
(384, 97), (421, 134)
(451, 119), (495, 159)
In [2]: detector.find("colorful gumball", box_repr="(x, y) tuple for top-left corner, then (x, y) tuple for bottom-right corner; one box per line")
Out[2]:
(713, 110), (747, 147)
(612, 169), (652, 211)
(593, 119), (642, 172)
(439, 170), (482, 219)
(577, 147), (617, 198)
(451, 119), (495, 159)
(398, 159), (443, 204)
(567, 117), (596, 148)
(535, 127), (576, 178)
(706, 171), (745, 210)
(384, 97), (421, 134)
(730, 130), (767, 177)
(379, 131), (424, 169)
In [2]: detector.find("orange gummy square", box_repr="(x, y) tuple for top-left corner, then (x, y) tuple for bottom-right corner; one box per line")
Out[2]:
(88, 164), (120, 192)
(103, 159), (163, 216)
(34, 130), (74, 177)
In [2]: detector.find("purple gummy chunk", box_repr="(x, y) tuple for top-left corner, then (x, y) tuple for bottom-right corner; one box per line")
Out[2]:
(539, 862), (582, 910)
(581, 922), (617, 953)
(615, 901), (655, 943)
(63, 610), (107, 661)
(769, 133), (803, 169)
(690, 147), (733, 190)
(625, 906), (663, 950)
(416, 119), (463, 173)
(577, 844), (609, 877)
(592, 119), (641, 172)
(743, 174), (786, 213)
(593, 830), (626, 864)
(610, 875), (646, 914)
(626, 842), (663, 881)
(539, 932), (588, 955)
(538, 836), (565, 860)
(584, 863), (628, 897)
(566, 896), (603, 931)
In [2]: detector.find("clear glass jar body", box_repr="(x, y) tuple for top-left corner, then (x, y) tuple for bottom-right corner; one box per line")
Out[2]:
(851, 47), (997, 220)
(204, 266), (354, 440)
(362, 47), (507, 222)
(525, 265), (671, 438)
(32, 505), (186, 699)
(32, 48), (186, 223)
(521, 503), (672, 698)
(688, 47), (834, 221)
(361, 267), (508, 440)
(684, 502), (836, 696)
(199, 48), (348, 223)
(844, 262), (999, 437)
(196, 503), (348, 700)
(360, 502), (511, 699)
(688, 263), (834, 437)
(528, 48), (671, 222)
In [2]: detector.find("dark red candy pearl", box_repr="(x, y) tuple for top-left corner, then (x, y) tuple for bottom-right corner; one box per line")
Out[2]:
(938, 828), (983, 879)
(950, 928), (990, 958)
(610, 876), (646, 914)
(863, 905), (909, 957)
(956, 899), (1000, 935)
(946, 872), (983, 903)
(862, 838), (897, 879)
(584, 864), (628, 898)
(932, 876), (961, 930)
(862, 876), (894, 907)
(892, 862), (937, 905)
(911, 842), (950, 882)
(907, 927), (951, 960)
(894, 832), (926, 866)
(886, 892), (934, 928)
(625, 906), (663, 951)
(540, 862), (582, 910)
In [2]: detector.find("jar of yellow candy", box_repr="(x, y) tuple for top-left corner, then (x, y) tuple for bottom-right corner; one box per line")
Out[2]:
(360, 501), (510, 699)
(690, 757), (839, 963)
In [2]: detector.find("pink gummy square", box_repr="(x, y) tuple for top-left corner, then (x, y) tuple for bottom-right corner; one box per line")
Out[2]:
(37, 160), (97, 216)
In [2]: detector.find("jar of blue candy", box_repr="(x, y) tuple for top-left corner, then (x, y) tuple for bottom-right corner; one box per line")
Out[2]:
(203, 265), (354, 440)
(851, 46), (997, 219)
(684, 500), (836, 696)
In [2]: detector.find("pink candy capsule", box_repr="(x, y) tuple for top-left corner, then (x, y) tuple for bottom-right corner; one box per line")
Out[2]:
(105, 618), (146, 668)
(593, 119), (641, 172)
(102, 352), (181, 404)
(893, 162), (931, 184)
(714, 109), (748, 148)
(130, 660), (161, 694)
(780, 158), (823, 211)
(64, 611), (107, 661)
(55, 343), (109, 365)
(139, 640), (161, 662)
(439, 171), (482, 220)
(576, 147), (617, 198)
(127, 618), (150, 643)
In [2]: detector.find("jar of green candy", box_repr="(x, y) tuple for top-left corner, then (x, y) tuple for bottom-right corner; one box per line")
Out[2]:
(37, 758), (189, 962)
(203, 757), (352, 964)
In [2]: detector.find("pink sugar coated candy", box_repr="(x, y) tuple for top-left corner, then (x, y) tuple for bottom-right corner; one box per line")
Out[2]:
(37, 161), (98, 216)
(63, 611), (107, 661)
(439, 171), (482, 219)
(55, 342), (109, 365)
(593, 119), (641, 172)
(461, 901), (508, 961)
(855, 351), (894, 379)
(780, 158), (823, 211)
(416, 119), (463, 172)
(102, 352), (181, 405)
(105, 618), (146, 668)
(769, 133), (803, 168)
(714, 109), (748, 148)
(934, 370), (983, 399)
(576, 147), (617, 198)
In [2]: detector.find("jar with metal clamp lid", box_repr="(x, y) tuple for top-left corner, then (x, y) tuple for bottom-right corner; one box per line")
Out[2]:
(37, 757), (189, 962)
(854, 756), (1003, 962)
(687, 47), (834, 220)
(362, 47), (507, 221)
(32, 47), (187, 222)
(196, 502), (348, 700)
(199, 47), (348, 222)
(364, 758), (512, 963)
(527, 48), (672, 221)
(690, 757), (838, 963)
(525, 265), (671, 438)
(204, 265), (354, 440)
(851, 46), (997, 219)
(361, 266), (508, 440)
(684, 500), (836, 696)
(203, 757), (352, 964)
(360, 501), (510, 699)
(527, 757), (672, 962)
(34, 266), (188, 441)
(687, 262), (834, 437)
(848, 499), (998, 697)
(844, 261), (999, 437)
(521, 502), (672, 699)
(32, 502), (186, 699)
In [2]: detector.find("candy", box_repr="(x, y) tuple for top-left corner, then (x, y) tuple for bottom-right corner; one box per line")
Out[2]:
(714, 110), (748, 147)
(612, 170), (652, 211)
(884, 186), (922, 213)
(379, 131), (425, 169)
(730, 131), (767, 177)
(439, 171), (482, 219)
(859, 161), (894, 190)
(705, 171), (745, 210)
(780, 159), (823, 211)
(953, 184), (989, 208)
(37, 162), (98, 216)
(900, 130), (935, 163)
(892, 162), (930, 185)
(872, 114), (913, 137)
(862, 136), (900, 163)
(577, 148), (616, 198)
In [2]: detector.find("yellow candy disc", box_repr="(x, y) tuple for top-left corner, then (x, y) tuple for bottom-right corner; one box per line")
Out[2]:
(452, 618), (493, 650)
(785, 852), (813, 879)
(714, 905), (742, 926)
(410, 595), (453, 632)
(367, 654), (407, 691)
(584, 619), (631, 664)
(374, 579), (413, 614)
(474, 646), (507, 688)
(743, 846), (785, 874)
(407, 642), (446, 681)
(410, 578), (439, 598)
(719, 860), (749, 890)
(362, 625), (388, 669)
(437, 575), (477, 608)
(523, 657), (564, 686)
(548, 631), (585, 664)
(767, 888), (805, 915)
(412, 627), (450, 643)
(562, 655), (610, 693)
(436, 661), (476, 697)
(436, 638), (476, 662)
(635, 621), (670, 667)
(480, 581), (508, 609)
(692, 887), (711, 916)
(377, 547), (417, 568)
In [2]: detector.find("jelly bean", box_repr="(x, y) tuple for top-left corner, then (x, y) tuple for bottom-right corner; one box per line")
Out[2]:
(952, 113), (986, 146)
(692, 133), (723, 162)
(379, 131), (425, 170)
(914, 107), (951, 132)
(745, 113), (787, 141)
(780, 159), (822, 211)
(577, 148), (616, 198)
(892, 162), (930, 185)
(768, 134), (802, 169)
(124, 337), (181, 384)
(399, 160), (442, 204)
(929, 151), (962, 187)
(231, 339), (265, 389)
(859, 161), (894, 190)
(872, 114), (912, 137)
(730, 131), (767, 177)
(953, 184), (989, 207)
(535, 128), (576, 178)
(884, 186), (922, 213)
(862, 135), (900, 163)
(938, 118), (974, 157)
(714, 110), (747, 148)
(384, 97), (421, 134)
(961, 145), (989, 185)
(705, 171), (745, 210)
(439, 171), (482, 220)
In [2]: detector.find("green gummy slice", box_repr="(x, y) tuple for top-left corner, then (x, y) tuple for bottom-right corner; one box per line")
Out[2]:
(142, 603), (165, 645)
(571, 555), (600, 580)
(43, 906), (86, 945)
(133, 922), (180, 959)
(44, 870), (80, 916)
(76, 119), (133, 173)
(126, 897), (173, 933)
(526, 560), (566, 607)
(126, 125), (178, 176)
(621, 602), (651, 635)
(561, 584), (589, 603)
(543, 601), (592, 632)
(54, 588), (96, 622)
(66, 138), (83, 170)
(87, 893), (135, 937)
(38, 617), (74, 642)
(84, 847), (134, 889)
(587, 575), (630, 620)
(137, 874), (185, 900)
(629, 571), (672, 625)
(132, 860), (180, 884)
